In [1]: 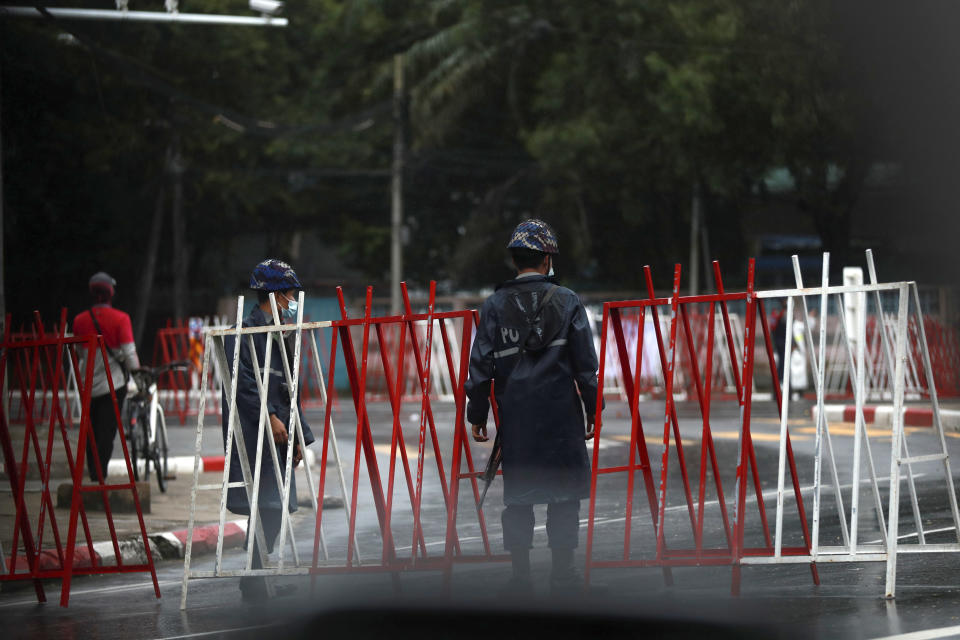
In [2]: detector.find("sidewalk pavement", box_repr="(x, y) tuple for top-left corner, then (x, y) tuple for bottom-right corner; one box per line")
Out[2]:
(1, 452), (333, 579)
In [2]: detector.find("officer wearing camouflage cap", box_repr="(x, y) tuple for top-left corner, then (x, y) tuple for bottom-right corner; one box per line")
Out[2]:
(465, 219), (601, 594)
(221, 259), (315, 601)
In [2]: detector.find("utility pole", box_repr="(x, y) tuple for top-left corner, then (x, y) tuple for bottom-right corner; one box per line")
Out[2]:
(689, 183), (702, 296)
(171, 134), (187, 321)
(134, 180), (165, 345)
(390, 53), (404, 314)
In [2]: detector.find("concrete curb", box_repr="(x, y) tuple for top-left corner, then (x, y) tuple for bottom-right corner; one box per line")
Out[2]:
(2, 521), (247, 575)
(93, 520), (248, 565)
(149, 520), (248, 560)
(813, 405), (960, 430)
(106, 448), (317, 477)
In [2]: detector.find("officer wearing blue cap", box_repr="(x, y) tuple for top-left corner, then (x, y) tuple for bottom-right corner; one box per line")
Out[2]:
(465, 219), (601, 594)
(221, 259), (315, 601)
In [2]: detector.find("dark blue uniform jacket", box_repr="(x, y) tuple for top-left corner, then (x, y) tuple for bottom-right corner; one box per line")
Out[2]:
(221, 306), (315, 514)
(465, 275), (600, 505)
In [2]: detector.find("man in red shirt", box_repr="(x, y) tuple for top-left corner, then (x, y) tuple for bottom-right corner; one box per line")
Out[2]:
(72, 272), (141, 482)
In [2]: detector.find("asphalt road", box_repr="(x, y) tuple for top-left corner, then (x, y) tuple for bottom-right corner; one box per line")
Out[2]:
(3, 396), (960, 640)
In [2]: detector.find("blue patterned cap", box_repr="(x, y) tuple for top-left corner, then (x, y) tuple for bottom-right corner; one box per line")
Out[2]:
(506, 219), (559, 254)
(249, 259), (303, 292)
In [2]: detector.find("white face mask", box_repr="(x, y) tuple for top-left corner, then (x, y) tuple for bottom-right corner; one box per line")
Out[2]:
(548, 257), (555, 277)
(281, 293), (299, 319)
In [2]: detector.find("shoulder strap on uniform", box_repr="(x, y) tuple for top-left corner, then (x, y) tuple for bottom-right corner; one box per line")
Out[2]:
(531, 285), (559, 321)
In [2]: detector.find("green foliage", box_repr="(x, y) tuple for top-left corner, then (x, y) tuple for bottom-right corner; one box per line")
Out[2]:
(3, 0), (877, 326)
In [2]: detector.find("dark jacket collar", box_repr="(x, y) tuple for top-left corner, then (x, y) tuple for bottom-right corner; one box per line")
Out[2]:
(247, 304), (271, 327)
(495, 274), (557, 291)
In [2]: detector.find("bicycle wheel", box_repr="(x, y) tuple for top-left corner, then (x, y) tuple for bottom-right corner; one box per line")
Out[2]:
(139, 413), (151, 483)
(153, 406), (168, 493)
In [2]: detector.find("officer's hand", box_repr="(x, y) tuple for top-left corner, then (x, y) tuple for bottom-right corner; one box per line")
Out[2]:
(270, 414), (288, 444)
(585, 421), (595, 441)
(293, 444), (303, 468)
(471, 423), (488, 442)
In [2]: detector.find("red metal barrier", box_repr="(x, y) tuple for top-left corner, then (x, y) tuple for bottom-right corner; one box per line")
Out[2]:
(600, 310), (743, 402)
(309, 282), (504, 584)
(153, 321), (196, 425)
(584, 260), (818, 594)
(6, 318), (76, 426)
(0, 311), (159, 606)
(914, 315), (960, 397)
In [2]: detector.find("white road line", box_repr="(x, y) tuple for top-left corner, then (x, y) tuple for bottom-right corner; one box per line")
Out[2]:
(863, 526), (957, 546)
(156, 623), (277, 639)
(395, 473), (928, 551)
(0, 579), (181, 609)
(870, 624), (960, 640)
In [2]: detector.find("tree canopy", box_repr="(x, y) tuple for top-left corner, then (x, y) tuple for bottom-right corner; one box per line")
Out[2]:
(2, 0), (951, 333)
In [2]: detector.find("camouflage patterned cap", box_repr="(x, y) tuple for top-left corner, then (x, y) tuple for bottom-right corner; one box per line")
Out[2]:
(249, 259), (303, 292)
(506, 219), (559, 254)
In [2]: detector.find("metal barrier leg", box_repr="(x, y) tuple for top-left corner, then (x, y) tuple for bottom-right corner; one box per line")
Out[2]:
(181, 334), (213, 609)
(884, 284), (910, 598)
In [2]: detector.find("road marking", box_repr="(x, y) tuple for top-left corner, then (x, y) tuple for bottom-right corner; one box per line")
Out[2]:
(753, 417), (810, 425)
(602, 431), (811, 444)
(869, 624), (960, 640)
(373, 444), (432, 459)
(707, 430), (809, 442)
(395, 472), (930, 552)
(863, 526), (957, 546)
(604, 434), (694, 447)
(791, 425), (960, 438)
(0, 579), (182, 609)
(156, 623), (277, 639)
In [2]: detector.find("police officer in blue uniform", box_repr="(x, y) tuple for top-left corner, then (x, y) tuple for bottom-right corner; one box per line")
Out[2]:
(222, 258), (315, 600)
(465, 220), (601, 593)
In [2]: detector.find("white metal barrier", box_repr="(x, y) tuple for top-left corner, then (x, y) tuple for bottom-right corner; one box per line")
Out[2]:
(179, 293), (355, 609)
(743, 250), (960, 598)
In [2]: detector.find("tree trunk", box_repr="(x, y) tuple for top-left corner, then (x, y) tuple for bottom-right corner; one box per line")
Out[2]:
(133, 182), (165, 346)
(171, 134), (187, 322)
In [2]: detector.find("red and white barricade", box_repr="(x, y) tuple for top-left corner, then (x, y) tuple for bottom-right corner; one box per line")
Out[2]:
(180, 282), (502, 608)
(309, 282), (501, 585)
(153, 316), (343, 424)
(182, 253), (959, 604)
(152, 317), (227, 425)
(5, 315), (82, 427)
(586, 250), (960, 598)
(819, 292), (960, 401)
(1, 310), (159, 606)
(597, 301), (746, 402)
(585, 260), (818, 594)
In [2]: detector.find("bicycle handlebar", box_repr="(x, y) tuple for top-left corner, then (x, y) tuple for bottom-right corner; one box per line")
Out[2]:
(130, 361), (191, 387)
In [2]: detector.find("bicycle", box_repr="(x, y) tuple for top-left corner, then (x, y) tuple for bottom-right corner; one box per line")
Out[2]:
(123, 362), (189, 493)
